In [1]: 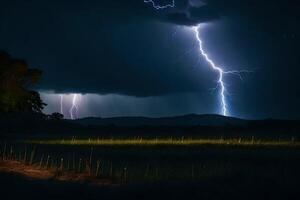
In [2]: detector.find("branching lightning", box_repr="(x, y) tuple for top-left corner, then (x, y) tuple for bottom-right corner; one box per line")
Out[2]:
(144, 1), (251, 116)
(58, 94), (81, 119)
(193, 26), (251, 116)
(70, 94), (79, 120)
(143, 0), (175, 10)
(193, 26), (228, 115)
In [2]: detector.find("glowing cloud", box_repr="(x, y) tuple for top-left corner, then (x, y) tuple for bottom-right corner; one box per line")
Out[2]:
(59, 94), (64, 115)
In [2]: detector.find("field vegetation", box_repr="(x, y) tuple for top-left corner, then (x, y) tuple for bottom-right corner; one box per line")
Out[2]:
(1, 137), (300, 184)
(26, 137), (300, 147)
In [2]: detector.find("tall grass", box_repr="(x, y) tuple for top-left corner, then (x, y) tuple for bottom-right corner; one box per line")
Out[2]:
(1, 137), (300, 184)
(25, 137), (300, 147)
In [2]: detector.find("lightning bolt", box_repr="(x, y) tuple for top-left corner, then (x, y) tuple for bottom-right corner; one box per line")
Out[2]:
(59, 94), (64, 115)
(193, 26), (252, 116)
(193, 26), (228, 115)
(144, 1), (251, 116)
(70, 94), (79, 120)
(143, 0), (175, 10)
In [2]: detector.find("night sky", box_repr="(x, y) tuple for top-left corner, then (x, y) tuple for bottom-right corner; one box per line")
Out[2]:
(0, 0), (299, 119)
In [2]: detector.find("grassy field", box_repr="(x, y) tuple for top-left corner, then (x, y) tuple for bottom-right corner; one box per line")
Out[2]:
(1, 137), (300, 199)
(26, 137), (300, 147)
(1, 137), (299, 183)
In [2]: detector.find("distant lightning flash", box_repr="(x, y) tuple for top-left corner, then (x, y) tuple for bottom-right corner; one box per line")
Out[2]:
(143, 0), (175, 10)
(59, 95), (64, 115)
(70, 94), (79, 120)
(144, 0), (251, 116)
(58, 94), (81, 119)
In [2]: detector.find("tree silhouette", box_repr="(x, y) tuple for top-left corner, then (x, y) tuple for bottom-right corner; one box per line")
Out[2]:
(0, 51), (46, 113)
(48, 112), (64, 120)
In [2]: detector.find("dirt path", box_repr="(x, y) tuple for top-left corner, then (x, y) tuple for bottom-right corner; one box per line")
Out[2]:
(0, 160), (117, 186)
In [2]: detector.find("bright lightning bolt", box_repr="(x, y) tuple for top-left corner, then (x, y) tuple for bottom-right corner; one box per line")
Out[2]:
(193, 26), (252, 116)
(70, 94), (79, 120)
(143, 0), (175, 10)
(193, 26), (228, 116)
(58, 94), (82, 119)
(144, 0), (251, 116)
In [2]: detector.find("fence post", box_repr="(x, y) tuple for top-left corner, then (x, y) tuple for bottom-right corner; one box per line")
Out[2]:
(3, 142), (7, 161)
(67, 157), (70, 171)
(89, 147), (93, 175)
(39, 155), (44, 168)
(29, 147), (36, 165)
(72, 153), (75, 171)
(191, 164), (194, 179)
(23, 146), (27, 164)
(95, 160), (101, 177)
(123, 167), (128, 183)
(46, 155), (50, 169)
(109, 162), (113, 177)
(60, 158), (64, 171)
(9, 145), (13, 160)
(78, 158), (82, 173)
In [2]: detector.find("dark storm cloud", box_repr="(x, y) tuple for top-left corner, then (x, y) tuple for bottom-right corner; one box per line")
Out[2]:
(1, 0), (300, 119)
(164, 5), (220, 26)
(0, 0), (219, 96)
(204, 0), (300, 35)
(91, 0), (220, 26)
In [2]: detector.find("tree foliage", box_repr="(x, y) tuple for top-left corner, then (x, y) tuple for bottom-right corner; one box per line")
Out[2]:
(0, 51), (46, 113)
(48, 112), (64, 120)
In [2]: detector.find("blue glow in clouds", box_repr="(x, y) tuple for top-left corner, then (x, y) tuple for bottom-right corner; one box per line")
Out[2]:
(57, 93), (81, 119)
(143, 0), (251, 116)
(69, 94), (82, 120)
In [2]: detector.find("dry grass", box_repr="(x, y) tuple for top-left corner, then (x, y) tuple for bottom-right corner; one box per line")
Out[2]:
(25, 137), (300, 147)
(0, 160), (116, 186)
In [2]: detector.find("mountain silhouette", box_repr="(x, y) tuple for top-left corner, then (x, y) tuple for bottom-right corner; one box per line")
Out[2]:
(75, 114), (247, 127)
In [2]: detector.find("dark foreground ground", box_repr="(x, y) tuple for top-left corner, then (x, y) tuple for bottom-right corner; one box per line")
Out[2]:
(1, 113), (300, 199)
(1, 168), (300, 200)
(1, 139), (300, 200)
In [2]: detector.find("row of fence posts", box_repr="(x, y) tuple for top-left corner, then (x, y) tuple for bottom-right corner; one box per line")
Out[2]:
(0, 143), (199, 182)
(2, 137), (296, 183)
(0, 143), (130, 183)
